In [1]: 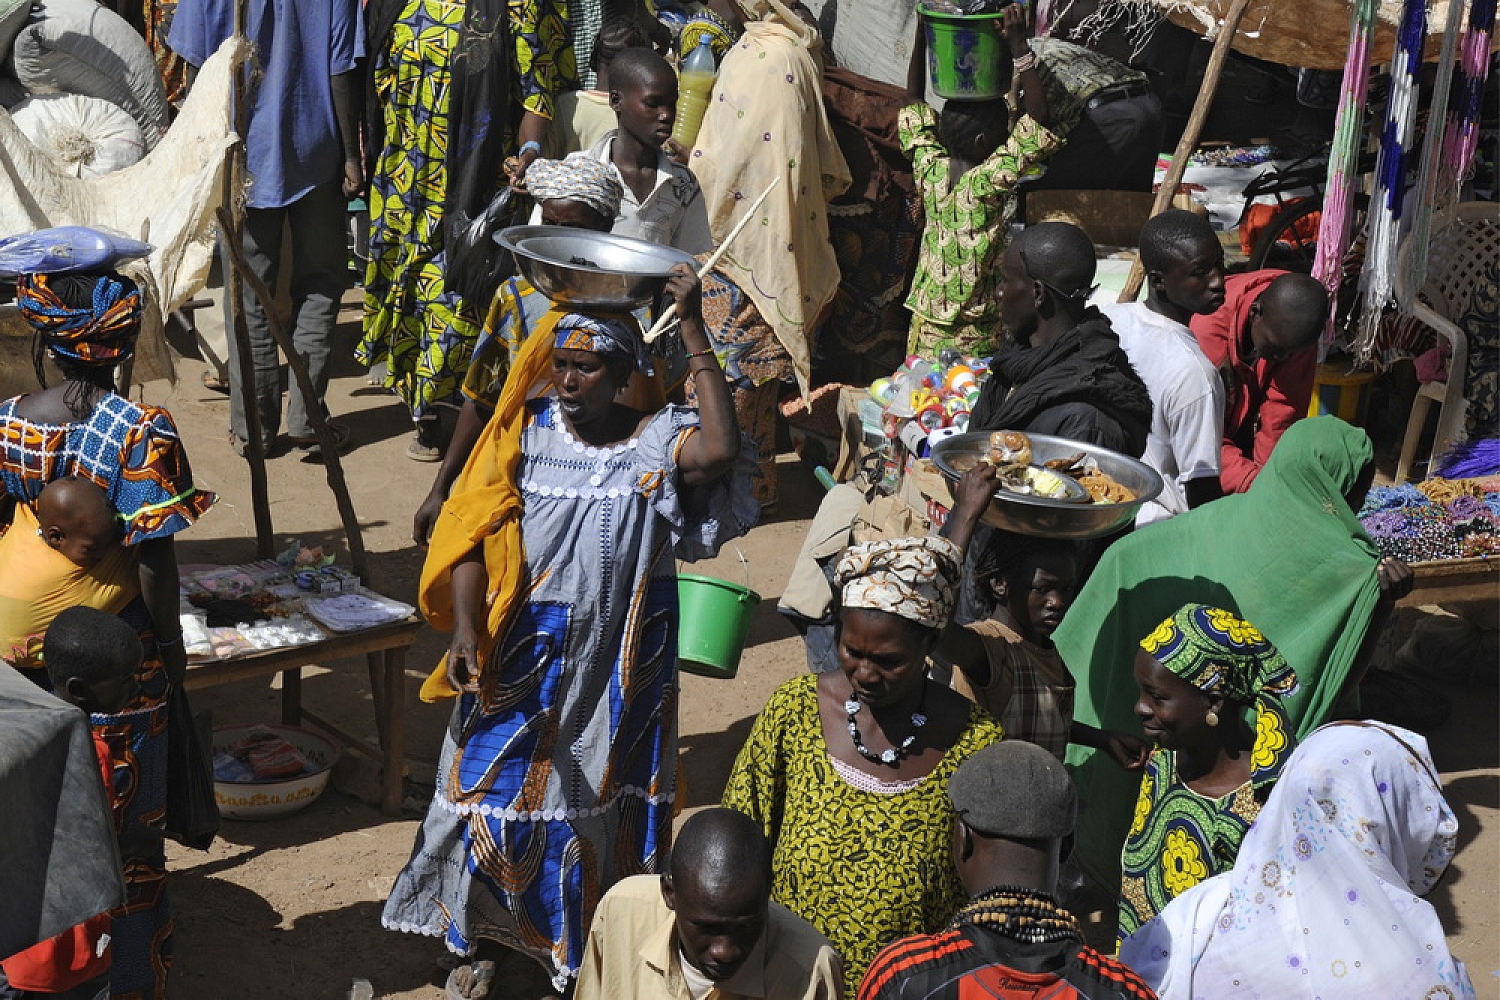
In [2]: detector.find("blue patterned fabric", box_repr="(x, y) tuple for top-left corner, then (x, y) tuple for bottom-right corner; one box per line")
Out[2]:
(383, 397), (758, 988)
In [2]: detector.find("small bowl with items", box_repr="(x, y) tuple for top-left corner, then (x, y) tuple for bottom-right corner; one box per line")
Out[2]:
(931, 430), (1164, 538)
(496, 225), (697, 310)
(211, 723), (339, 820)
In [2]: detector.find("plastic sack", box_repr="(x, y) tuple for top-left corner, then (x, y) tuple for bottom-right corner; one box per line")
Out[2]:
(11, 93), (145, 179)
(0, 225), (151, 278)
(445, 186), (523, 309)
(11, 0), (170, 148)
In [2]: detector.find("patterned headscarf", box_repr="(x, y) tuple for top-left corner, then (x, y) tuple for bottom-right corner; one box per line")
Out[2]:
(835, 535), (962, 628)
(526, 152), (624, 220)
(554, 312), (653, 374)
(1142, 603), (1301, 782)
(15, 272), (143, 366)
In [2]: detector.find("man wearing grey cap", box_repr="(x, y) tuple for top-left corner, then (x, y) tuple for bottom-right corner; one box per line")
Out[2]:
(857, 742), (1158, 999)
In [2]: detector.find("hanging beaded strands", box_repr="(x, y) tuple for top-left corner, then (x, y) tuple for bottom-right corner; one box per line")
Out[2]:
(1311, 0), (1377, 358)
(1404, 0), (1468, 293)
(1355, 0), (1427, 365)
(1440, 0), (1497, 204)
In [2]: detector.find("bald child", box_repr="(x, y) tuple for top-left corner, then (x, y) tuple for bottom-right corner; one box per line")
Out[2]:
(37, 477), (121, 569)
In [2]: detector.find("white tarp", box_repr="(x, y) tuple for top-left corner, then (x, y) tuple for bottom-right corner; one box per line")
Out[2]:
(0, 36), (245, 384)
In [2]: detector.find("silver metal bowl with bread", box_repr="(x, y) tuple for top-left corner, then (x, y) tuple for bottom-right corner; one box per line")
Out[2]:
(496, 225), (696, 310)
(930, 431), (1164, 539)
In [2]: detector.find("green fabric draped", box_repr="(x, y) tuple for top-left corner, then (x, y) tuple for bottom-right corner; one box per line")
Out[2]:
(1056, 416), (1384, 890)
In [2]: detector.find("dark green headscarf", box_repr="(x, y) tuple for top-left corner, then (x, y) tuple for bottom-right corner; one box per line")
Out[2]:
(1055, 417), (1382, 888)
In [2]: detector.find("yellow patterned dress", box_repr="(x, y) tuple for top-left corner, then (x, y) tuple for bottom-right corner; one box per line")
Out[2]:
(358, 0), (574, 420)
(722, 673), (1004, 995)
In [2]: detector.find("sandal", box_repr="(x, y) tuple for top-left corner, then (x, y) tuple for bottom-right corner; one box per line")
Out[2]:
(444, 961), (496, 999)
(202, 370), (230, 393)
(289, 423), (351, 458)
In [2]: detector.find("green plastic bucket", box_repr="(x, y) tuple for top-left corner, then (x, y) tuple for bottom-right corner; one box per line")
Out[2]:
(677, 573), (761, 679)
(920, 8), (1008, 100)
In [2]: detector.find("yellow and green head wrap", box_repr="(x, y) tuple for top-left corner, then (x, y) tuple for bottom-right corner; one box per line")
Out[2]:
(1142, 604), (1301, 782)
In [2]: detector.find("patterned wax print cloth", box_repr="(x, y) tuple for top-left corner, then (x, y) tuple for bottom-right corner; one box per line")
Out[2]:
(358, 0), (574, 420)
(681, 267), (795, 506)
(689, 15), (852, 394)
(835, 535), (963, 626)
(1120, 721), (1475, 999)
(383, 398), (757, 990)
(0, 391), (213, 1000)
(722, 674), (1004, 996)
(898, 103), (1062, 357)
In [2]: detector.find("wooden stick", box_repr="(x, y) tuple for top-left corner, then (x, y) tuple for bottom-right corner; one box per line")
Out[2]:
(216, 207), (372, 584)
(1118, 0), (1253, 304)
(223, 0), (275, 557)
(643, 177), (780, 343)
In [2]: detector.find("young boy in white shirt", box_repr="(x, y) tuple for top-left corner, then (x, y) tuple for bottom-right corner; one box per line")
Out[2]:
(1103, 209), (1228, 525)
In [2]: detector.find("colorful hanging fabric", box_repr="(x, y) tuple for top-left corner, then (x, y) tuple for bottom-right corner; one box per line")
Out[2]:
(1356, 0), (1428, 366)
(1441, 0), (1498, 201)
(1312, 0), (1378, 357)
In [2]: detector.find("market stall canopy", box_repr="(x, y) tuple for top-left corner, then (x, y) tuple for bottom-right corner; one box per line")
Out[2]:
(1154, 0), (1489, 68)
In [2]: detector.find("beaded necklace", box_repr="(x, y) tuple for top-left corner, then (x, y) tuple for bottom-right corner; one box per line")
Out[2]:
(845, 689), (927, 766)
(953, 885), (1082, 945)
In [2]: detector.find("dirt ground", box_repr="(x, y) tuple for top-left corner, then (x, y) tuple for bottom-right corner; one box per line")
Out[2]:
(147, 295), (1498, 999)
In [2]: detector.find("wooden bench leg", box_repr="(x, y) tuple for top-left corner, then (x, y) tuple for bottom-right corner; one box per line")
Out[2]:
(282, 666), (301, 725)
(381, 647), (406, 815)
(366, 652), (387, 749)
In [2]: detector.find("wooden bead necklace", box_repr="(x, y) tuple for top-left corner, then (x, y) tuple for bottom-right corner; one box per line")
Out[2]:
(953, 884), (1083, 945)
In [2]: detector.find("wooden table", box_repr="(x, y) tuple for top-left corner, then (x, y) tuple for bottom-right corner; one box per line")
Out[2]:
(1399, 556), (1500, 607)
(184, 616), (423, 815)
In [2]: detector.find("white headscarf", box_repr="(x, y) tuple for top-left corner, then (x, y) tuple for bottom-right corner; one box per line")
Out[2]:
(1120, 720), (1474, 1000)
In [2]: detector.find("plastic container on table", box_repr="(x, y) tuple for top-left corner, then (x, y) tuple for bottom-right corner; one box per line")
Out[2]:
(671, 36), (717, 148)
(920, 6), (1008, 100)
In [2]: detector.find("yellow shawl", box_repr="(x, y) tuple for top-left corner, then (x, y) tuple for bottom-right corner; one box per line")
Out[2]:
(416, 308), (569, 701)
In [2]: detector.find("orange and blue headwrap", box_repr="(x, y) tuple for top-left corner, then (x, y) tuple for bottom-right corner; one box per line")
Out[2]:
(16, 272), (143, 367)
(553, 312), (653, 374)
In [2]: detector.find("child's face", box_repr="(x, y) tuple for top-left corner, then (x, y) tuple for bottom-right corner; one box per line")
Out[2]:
(43, 509), (120, 569)
(1155, 237), (1227, 317)
(1002, 553), (1077, 642)
(74, 669), (140, 715)
(612, 69), (677, 149)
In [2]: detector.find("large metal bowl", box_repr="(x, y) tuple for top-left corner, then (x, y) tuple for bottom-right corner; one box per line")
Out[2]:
(930, 431), (1164, 539)
(496, 225), (696, 310)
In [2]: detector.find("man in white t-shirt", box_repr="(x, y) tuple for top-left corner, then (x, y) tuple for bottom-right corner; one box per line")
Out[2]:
(1102, 209), (1227, 525)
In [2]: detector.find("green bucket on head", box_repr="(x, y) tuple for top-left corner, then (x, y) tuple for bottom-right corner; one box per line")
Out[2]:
(677, 573), (761, 679)
(920, 7), (1009, 101)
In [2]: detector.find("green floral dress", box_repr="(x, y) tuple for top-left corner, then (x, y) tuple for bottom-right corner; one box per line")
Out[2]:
(358, 0), (575, 420)
(1116, 746), (1279, 944)
(898, 102), (1061, 358)
(722, 673), (1003, 996)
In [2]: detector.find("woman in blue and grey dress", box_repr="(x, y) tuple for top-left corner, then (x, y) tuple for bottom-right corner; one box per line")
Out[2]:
(383, 268), (757, 997)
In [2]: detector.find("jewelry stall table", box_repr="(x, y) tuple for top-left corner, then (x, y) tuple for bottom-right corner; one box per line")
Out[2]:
(184, 616), (422, 815)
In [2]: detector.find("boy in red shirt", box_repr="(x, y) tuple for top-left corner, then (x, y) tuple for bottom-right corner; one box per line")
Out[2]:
(0, 608), (143, 999)
(1190, 270), (1328, 492)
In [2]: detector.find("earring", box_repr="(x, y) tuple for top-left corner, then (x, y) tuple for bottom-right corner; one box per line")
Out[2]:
(1204, 710), (1219, 727)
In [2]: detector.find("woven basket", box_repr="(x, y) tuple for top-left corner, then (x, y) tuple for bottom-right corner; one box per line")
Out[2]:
(1153, 0), (1485, 70)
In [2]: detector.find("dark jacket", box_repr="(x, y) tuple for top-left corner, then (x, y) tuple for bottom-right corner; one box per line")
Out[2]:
(970, 309), (1153, 458)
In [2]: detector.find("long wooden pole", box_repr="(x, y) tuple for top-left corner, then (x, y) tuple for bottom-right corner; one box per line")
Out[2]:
(223, 0), (275, 557)
(1118, 0), (1254, 303)
(216, 207), (372, 583)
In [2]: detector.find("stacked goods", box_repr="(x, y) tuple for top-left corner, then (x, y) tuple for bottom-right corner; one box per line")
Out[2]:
(1358, 477), (1500, 562)
(1, 0), (168, 177)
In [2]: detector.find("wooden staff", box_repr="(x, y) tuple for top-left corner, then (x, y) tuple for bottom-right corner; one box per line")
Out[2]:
(1118, 0), (1254, 303)
(216, 207), (371, 583)
(643, 177), (781, 343)
(222, 0), (275, 557)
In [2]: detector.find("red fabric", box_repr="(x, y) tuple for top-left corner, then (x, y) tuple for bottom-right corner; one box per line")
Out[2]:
(0, 738), (116, 991)
(1191, 270), (1318, 493)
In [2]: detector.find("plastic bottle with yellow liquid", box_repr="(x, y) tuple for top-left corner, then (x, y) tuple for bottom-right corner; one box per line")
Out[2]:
(671, 36), (717, 149)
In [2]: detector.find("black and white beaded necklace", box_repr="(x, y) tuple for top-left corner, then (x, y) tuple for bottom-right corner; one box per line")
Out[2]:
(845, 689), (928, 766)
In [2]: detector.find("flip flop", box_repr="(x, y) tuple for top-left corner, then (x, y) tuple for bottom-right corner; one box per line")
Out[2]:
(444, 961), (496, 1000)
(202, 370), (229, 393)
